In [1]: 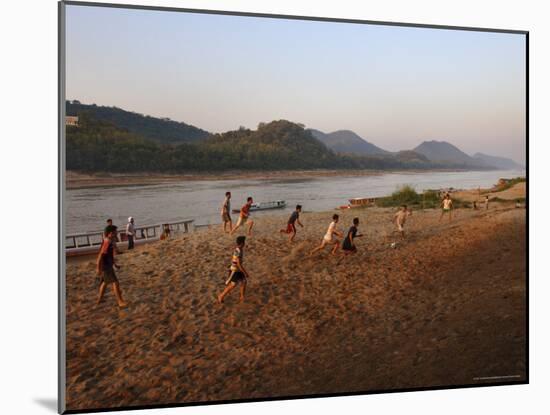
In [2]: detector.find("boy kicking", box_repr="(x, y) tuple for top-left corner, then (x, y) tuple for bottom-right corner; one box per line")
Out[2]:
(310, 214), (343, 255)
(218, 236), (249, 304)
(231, 197), (254, 236)
(280, 204), (303, 243)
(96, 227), (128, 308)
(394, 205), (412, 239)
(342, 217), (362, 255)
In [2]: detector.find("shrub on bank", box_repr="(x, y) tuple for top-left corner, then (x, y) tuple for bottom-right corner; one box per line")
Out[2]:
(376, 185), (470, 209)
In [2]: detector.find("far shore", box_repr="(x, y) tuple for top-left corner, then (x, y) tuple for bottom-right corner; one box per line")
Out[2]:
(66, 168), (509, 190)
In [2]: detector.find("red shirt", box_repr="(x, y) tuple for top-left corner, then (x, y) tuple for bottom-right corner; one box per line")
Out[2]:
(99, 238), (115, 269)
(240, 203), (251, 218)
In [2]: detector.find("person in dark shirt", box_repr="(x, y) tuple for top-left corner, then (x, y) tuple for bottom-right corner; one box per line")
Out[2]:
(104, 218), (116, 237)
(104, 218), (120, 245)
(160, 224), (171, 240)
(96, 227), (127, 308)
(342, 217), (362, 255)
(279, 204), (303, 243)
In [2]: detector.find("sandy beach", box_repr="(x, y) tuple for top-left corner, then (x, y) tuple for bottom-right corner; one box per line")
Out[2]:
(65, 201), (526, 410)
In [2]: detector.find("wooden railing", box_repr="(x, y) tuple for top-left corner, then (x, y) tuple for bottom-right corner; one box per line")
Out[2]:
(65, 219), (194, 252)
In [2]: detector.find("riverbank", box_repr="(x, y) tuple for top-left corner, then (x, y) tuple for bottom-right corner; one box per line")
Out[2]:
(65, 202), (526, 410)
(66, 169), (492, 189)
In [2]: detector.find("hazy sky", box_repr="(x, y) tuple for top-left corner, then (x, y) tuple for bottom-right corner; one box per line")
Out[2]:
(66, 5), (526, 164)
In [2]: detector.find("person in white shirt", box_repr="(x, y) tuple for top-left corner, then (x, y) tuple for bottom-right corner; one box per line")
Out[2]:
(439, 194), (453, 222)
(394, 205), (412, 238)
(310, 214), (343, 256)
(126, 217), (136, 249)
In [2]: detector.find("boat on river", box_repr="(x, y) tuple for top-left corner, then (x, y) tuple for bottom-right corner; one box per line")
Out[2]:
(232, 200), (286, 213)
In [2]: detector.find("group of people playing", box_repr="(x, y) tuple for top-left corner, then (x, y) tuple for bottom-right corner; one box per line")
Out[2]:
(217, 193), (419, 304)
(221, 192), (256, 236)
(95, 190), (477, 307)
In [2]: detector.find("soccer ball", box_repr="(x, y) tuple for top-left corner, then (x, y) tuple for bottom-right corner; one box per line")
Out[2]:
(390, 242), (397, 249)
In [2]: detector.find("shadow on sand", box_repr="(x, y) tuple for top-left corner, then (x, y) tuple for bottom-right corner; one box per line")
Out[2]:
(34, 398), (57, 412)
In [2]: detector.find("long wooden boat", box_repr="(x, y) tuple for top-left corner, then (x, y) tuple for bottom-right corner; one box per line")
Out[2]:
(232, 200), (286, 213)
(65, 219), (194, 257)
(348, 197), (378, 207)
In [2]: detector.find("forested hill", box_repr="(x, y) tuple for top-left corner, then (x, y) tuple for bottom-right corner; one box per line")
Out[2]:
(200, 121), (340, 169)
(66, 101), (210, 145)
(66, 116), (456, 172)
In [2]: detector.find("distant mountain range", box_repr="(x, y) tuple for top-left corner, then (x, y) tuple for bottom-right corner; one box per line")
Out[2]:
(309, 129), (522, 170)
(308, 129), (389, 156)
(413, 141), (523, 170)
(66, 101), (523, 172)
(412, 140), (486, 168)
(472, 152), (524, 170)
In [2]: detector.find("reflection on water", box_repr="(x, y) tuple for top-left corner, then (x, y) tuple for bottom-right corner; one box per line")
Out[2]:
(66, 170), (525, 234)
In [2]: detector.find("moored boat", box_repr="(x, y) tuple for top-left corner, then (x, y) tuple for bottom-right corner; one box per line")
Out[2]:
(232, 200), (286, 213)
(349, 197), (378, 207)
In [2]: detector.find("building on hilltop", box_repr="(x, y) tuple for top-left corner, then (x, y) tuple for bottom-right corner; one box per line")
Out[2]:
(66, 116), (79, 127)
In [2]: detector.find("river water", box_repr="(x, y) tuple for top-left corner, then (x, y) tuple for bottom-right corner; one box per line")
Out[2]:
(66, 169), (525, 234)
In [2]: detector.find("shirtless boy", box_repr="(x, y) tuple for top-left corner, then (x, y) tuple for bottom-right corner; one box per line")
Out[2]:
(310, 214), (343, 255)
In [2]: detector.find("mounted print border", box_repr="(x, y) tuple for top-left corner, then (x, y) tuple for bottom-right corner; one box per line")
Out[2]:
(58, 1), (528, 413)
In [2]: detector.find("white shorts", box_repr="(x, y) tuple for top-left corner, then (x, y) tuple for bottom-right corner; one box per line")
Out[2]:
(323, 234), (333, 243)
(397, 223), (404, 232)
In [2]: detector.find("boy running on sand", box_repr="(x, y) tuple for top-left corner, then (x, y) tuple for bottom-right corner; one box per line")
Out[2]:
(310, 214), (343, 255)
(280, 204), (303, 243)
(342, 217), (362, 255)
(218, 236), (249, 304)
(221, 191), (232, 233)
(231, 197), (254, 236)
(394, 205), (412, 238)
(96, 227), (128, 308)
(439, 194), (453, 222)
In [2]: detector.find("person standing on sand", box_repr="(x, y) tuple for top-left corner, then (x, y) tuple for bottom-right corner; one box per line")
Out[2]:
(96, 227), (128, 308)
(485, 195), (490, 210)
(310, 214), (343, 255)
(160, 224), (171, 240)
(280, 204), (303, 243)
(231, 197), (254, 236)
(221, 192), (232, 233)
(342, 217), (362, 255)
(126, 217), (135, 250)
(439, 194), (453, 222)
(218, 236), (249, 304)
(394, 205), (412, 238)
